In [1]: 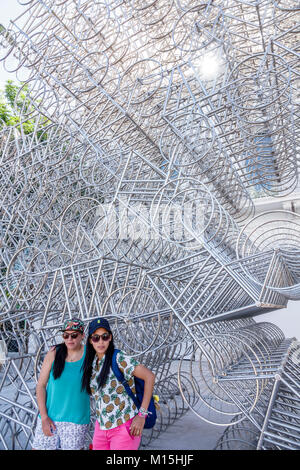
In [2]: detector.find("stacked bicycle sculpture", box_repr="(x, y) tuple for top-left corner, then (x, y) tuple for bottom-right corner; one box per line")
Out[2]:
(0, 0), (299, 450)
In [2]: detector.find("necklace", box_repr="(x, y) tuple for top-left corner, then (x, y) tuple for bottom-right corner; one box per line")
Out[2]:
(67, 355), (78, 362)
(66, 346), (83, 362)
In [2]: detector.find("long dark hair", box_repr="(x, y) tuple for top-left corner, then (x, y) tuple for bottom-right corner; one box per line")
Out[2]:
(81, 334), (115, 395)
(52, 343), (68, 379)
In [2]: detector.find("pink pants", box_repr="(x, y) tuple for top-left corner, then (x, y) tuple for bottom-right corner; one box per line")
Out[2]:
(92, 418), (141, 450)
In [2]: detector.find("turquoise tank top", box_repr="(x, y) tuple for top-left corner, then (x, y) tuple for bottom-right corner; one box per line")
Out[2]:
(45, 347), (90, 425)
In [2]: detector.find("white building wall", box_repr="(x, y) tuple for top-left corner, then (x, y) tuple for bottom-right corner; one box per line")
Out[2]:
(251, 191), (300, 339)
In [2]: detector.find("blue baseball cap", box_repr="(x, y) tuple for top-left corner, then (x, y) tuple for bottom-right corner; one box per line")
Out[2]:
(88, 318), (112, 336)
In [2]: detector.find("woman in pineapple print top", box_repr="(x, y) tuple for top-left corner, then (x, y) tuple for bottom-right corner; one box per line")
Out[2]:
(81, 317), (155, 450)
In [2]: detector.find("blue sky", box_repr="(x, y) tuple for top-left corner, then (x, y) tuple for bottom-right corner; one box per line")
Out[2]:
(0, 0), (27, 89)
(0, 0), (25, 28)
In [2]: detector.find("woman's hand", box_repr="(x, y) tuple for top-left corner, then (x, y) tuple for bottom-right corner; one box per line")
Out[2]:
(129, 415), (145, 437)
(41, 416), (56, 436)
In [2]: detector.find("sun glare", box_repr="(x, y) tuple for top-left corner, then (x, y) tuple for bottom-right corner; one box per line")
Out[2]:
(197, 53), (221, 80)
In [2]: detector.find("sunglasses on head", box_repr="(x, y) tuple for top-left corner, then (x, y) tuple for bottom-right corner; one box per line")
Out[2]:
(90, 333), (110, 343)
(62, 332), (80, 340)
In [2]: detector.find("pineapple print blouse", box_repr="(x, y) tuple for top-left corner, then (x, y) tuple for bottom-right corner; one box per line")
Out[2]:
(90, 350), (140, 430)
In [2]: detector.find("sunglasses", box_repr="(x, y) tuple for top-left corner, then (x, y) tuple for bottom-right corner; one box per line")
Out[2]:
(90, 333), (110, 343)
(62, 332), (80, 340)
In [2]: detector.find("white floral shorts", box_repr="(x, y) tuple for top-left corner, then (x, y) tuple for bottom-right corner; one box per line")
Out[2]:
(32, 417), (89, 450)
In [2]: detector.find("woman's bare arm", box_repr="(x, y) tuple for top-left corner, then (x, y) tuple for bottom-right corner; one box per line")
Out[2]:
(133, 365), (155, 411)
(36, 349), (56, 436)
(130, 365), (155, 436)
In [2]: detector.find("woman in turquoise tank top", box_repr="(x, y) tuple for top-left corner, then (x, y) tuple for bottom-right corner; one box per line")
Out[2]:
(32, 318), (90, 450)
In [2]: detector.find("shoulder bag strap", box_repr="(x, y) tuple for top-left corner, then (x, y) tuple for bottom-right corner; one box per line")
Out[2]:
(111, 349), (140, 409)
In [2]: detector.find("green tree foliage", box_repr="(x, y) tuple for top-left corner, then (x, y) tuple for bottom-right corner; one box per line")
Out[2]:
(0, 80), (26, 127)
(0, 80), (49, 136)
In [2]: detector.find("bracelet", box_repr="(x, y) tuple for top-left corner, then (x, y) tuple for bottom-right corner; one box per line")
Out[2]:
(138, 407), (148, 417)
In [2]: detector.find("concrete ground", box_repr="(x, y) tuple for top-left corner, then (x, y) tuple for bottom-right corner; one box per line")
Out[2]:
(143, 411), (225, 450)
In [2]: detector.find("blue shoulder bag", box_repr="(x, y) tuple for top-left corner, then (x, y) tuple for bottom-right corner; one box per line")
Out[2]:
(111, 349), (157, 429)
